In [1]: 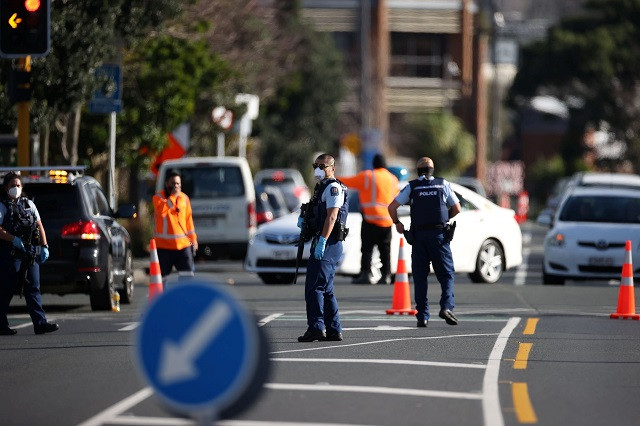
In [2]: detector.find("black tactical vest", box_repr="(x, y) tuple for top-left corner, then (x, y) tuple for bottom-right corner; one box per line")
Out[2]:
(311, 178), (348, 239)
(1, 196), (37, 244)
(408, 177), (449, 226)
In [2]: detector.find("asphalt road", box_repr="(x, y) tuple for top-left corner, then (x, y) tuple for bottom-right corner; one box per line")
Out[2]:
(2, 222), (639, 426)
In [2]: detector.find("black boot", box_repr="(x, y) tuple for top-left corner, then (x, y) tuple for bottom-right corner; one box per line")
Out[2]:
(34, 322), (59, 335)
(297, 329), (326, 342)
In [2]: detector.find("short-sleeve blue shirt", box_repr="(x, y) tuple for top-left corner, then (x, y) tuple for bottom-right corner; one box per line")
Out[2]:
(394, 176), (459, 207)
(321, 180), (345, 209)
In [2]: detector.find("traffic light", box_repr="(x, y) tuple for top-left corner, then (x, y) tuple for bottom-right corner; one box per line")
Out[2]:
(0, 0), (50, 58)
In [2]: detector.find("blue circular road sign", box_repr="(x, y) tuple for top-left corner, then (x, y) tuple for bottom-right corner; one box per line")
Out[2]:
(135, 281), (260, 416)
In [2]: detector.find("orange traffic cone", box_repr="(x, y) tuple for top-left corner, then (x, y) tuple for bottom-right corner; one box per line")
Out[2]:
(148, 239), (164, 301)
(386, 237), (418, 315)
(610, 240), (640, 320)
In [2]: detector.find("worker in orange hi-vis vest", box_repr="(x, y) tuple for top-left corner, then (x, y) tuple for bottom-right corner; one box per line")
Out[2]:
(152, 171), (198, 279)
(339, 153), (399, 284)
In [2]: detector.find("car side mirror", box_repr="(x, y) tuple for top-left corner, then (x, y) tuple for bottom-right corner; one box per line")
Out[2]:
(537, 212), (553, 227)
(115, 203), (137, 219)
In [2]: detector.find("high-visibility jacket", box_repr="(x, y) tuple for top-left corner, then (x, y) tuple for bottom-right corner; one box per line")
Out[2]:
(339, 168), (399, 227)
(152, 191), (197, 250)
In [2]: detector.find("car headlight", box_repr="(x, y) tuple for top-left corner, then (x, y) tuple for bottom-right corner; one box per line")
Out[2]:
(546, 232), (565, 247)
(251, 233), (266, 244)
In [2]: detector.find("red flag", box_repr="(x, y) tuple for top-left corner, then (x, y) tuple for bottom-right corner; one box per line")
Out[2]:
(150, 124), (190, 176)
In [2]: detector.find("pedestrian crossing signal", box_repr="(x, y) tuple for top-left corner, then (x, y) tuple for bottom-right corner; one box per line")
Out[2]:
(0, 0), (50, 58)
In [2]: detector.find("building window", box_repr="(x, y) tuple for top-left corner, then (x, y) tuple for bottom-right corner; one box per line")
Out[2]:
(332, 32), (360, 77)
(390, 32), (445, 78)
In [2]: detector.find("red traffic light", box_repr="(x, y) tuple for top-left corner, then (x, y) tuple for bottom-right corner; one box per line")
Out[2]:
(25, 0), (41, 13)
(0, 0), (50, 57)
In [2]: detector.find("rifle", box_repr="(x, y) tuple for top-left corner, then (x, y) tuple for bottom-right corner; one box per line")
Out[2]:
(15, 225), (39, 298)
(293, 203), (315, 284)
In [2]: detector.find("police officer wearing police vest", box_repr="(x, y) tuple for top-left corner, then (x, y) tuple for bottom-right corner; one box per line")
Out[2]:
(388, 157), (461, 327)
(153, 172), (198, 280)
(297, 154), (348, 342)
(0, 172), (59, 336)
(339, 153), (399, 285)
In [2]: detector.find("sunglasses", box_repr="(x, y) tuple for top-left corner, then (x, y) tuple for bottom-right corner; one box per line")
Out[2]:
(312, 163), (333, 170)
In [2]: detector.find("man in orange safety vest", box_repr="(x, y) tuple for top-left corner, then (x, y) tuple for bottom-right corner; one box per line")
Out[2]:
(153, 171), (198, 278)
(339, 153), (399, 284)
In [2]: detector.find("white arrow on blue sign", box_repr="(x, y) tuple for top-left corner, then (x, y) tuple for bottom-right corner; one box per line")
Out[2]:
(135, 281), (259, 415)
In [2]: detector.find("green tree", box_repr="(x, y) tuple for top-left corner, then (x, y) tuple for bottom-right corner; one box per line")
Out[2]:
(508, 0), (640, 170)
(401, 112), (476, 177)
(255, 4), (347, 170)
(114, 35), (232, 170)
(0, 0), (180, 165)
(176, 0), (346, 169)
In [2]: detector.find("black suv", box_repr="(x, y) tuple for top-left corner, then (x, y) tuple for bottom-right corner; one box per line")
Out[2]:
(14, 167), (136, 311)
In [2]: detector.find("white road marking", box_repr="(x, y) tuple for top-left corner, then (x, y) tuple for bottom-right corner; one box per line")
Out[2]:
(272, 357), (485, 369)
(12, 321), (35, 329)
(514, 247), (531, 286)
(110, 416), (375, 426)
(79, 317), (519, 426)
(266, 383), (482, 400)
(482, 317), (521, 426)
(342, 325), (415, 331)
(258, 313), (283, 327)
(270, 333), (499, 355)
(76, 387), (154, 426)
(118, 322), (139, 331)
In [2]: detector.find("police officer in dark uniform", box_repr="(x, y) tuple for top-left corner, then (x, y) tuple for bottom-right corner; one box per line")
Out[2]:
(0, 172), (59, 336)
(297, 154), (348, 342)
(388, 157), (461, 328)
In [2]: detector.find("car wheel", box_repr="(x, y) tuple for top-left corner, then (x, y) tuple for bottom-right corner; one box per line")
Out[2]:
(469, 239), (504, 283)
(119, 250), (134, 304)
(543, 270), (565, 285)
(90, 254), (115, 311)
(258, 273), (295, 285)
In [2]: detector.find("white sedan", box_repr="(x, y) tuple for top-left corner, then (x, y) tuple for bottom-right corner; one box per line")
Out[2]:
(541, 186), (640, 284)
(244, 182), (523, 284)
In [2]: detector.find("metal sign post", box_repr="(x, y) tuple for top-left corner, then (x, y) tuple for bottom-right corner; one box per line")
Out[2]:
(89, 64), (122, 210)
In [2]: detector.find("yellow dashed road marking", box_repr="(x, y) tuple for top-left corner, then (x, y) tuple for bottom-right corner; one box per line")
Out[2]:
(523, 318), (539, 335)
(512, 382), (538, 423)
(514, 342), (532, 369)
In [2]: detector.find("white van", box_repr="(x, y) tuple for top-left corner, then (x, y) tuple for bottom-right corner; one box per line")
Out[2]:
(155, 157), (257, 259)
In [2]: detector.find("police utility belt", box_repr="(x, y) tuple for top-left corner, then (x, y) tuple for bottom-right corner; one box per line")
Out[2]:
(331, 222), (349, 241)
(313, 222), (348, 242)
(404, 222), (456, 245)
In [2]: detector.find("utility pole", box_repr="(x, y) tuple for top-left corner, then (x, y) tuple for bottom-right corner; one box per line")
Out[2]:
(16, 56), (30, 166)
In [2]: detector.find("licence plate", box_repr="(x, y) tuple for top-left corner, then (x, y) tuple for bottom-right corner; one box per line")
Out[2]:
(273, 250), (294, 260)
(588, 256), (614, 266)
(195, 218), (217, 227)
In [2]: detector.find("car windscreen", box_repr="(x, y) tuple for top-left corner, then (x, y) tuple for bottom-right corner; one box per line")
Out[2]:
(559, 194), (640, 223)
(24, 183), (81, 221)
(258, 177), (296, 189)
(164, 166), (245, 199)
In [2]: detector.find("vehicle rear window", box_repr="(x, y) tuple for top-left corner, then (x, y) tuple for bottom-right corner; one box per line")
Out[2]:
(24, 183), (80, 221)
(164, 166), (245, 199)
(259, 177), (295, 186)
(559, 195), (640, 223)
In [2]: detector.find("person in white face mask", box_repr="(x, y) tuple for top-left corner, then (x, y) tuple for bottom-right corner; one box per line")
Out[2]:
(296, 154), (349, 342)
(0, 172), (58, 336)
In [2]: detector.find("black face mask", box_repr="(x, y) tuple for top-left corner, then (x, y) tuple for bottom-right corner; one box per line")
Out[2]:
(417, 166), (434, 177)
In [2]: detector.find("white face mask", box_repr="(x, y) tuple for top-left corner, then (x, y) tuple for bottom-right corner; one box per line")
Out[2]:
(314, 167), (326, 181)
(8, 186), (21, 199)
